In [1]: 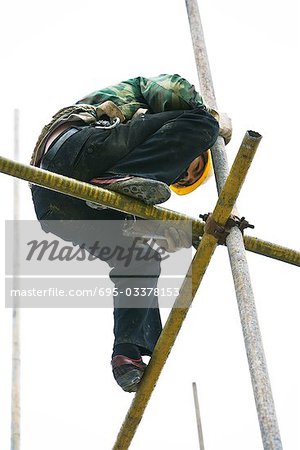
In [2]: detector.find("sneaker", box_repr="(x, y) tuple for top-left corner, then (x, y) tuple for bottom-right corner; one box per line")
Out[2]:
(89, 174), (171, 205)
(111, 355), (147, 393)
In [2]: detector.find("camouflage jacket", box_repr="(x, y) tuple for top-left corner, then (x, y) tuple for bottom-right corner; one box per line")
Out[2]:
(31, 74), (205, 167)
(77, 74), (205, 119)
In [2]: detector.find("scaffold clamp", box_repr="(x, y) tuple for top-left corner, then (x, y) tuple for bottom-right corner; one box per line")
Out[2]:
(199, 213), (255, 245)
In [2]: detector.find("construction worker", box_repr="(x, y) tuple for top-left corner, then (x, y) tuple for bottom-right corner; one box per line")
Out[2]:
(31, 74), (230, 392)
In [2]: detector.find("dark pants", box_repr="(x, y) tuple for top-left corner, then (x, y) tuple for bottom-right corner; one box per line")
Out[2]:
(32, 108), (219, 356)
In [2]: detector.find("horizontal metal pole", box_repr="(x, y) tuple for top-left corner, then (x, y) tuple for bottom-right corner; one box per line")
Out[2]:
(0, 154), (201, 223)
(112, 130), (260, 449)
(185, 1), (283, 448)
(243, 235), (299, 266)
(0, 156), (299, 267)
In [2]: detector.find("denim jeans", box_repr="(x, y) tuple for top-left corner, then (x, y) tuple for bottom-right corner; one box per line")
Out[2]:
(31, 107), (219, 355)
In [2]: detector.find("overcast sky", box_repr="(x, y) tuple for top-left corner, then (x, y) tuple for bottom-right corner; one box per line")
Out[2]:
(0, 0), (299, 449)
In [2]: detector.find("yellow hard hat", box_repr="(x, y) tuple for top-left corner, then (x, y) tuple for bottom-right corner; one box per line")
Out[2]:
(170, 150), (213, 195)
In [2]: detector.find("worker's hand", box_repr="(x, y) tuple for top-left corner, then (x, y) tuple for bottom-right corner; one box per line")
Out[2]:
(96, 101), (125, 122)
(207, 108), (232, 145)
(122, 219), (192, 253)
(132, 108), (149, 119)
(155, 224), (191, 253)
(218, 112), (232, 145)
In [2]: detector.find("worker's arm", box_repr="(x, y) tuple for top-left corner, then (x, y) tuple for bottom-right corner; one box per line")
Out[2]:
(138, 74), (205, 112)
(77, 74), (231, 144)
(76, 74), (205, 121)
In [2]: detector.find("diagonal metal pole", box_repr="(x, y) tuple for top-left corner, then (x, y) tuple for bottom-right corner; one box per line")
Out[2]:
(11, 109), (21, 450)
(112, 130), (261, 449)
(185, 1), (283, 448)
(0, 156), (299, 267)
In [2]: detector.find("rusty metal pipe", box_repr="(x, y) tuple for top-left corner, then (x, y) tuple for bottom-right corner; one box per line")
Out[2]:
(0, 156), (298, 267)
(112, 130), (261, 449)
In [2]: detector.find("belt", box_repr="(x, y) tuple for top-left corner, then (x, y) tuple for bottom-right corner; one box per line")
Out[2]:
(40, 127), (79, 169)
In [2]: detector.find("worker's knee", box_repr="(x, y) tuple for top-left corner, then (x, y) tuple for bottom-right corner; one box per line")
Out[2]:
(169, 108), (219, 163)
(110, 241), (162, 278)
(191, 107), (219, 147)
(132, 244), (162, 277)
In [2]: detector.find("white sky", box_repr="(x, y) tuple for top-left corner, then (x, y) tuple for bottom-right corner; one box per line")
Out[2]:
(0, 0), (299, 449)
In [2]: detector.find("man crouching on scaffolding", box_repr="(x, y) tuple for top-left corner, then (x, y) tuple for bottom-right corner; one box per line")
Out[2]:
(30, 74), (231, 392)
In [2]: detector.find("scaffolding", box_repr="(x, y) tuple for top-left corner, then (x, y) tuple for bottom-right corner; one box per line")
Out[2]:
(0, 1), (299, 449)
(11, 109), (21, 450)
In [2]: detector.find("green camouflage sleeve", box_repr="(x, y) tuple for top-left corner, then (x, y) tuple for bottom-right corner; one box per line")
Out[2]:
(76, 78), (146, 121)
(139, 74), (205, 113)
(77, 74), (205, 121)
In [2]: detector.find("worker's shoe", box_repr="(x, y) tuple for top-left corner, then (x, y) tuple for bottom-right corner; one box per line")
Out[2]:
(89, 174), (171, 205)
(111, 355), (147, 393)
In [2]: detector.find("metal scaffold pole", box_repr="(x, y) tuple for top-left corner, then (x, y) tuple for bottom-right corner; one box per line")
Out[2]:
(11, 109), (21, 450)
(192, 382), (205, 450)
(185, 0), (282, 448)
(0, 156), (299, 267)
(112, 130), (261, 449)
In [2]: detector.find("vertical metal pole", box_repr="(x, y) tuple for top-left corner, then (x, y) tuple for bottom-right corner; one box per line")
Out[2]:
(11, 108), (21, 450)
(192, 382), (205, 450)
(185, 1), (282, 449)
